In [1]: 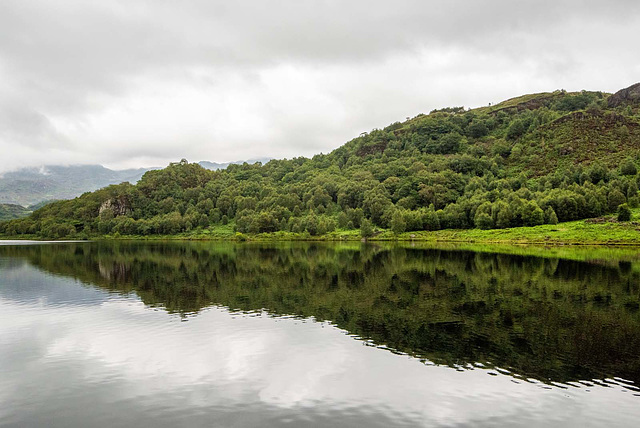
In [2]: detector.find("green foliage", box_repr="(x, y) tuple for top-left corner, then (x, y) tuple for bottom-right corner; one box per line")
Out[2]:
(608, 189), (627, 213)
(422, 209), (441, 231)
(618, 203), (632, 221)
(621, 158), (638, 176)
(506, 119), (526, 140)
(360, 218), (374, 238)
(0, 204), (30, 221)
(474, 212), (494, 230)
(587, 162), (609, 184)
(545, 206), (559, 225)
(522, 201), (544, 227)
(468, 120), (489, 138)
(3, 86), (640, 240)
(551, 91), (603, 112)
(390, 210), (406, 234)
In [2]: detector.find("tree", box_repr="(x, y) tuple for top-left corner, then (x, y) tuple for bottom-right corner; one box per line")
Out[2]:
(422, 209), (441, 231)
(198, 214), (209, 228)
(468, 121), (489, 138)
(608, 189), (626, 213)
(279, 217), (288, 231)
(618, 203), (632, 222)
(493, 201), (513, 229)
(544, 207), (559, 225)
(390, 210), (406, 234)
(492, 141), (511, 158)
(305, 213), (319, 236)
(587, 162), (609, 184)
(360, 218), (374, 238)
(474, 212), (494, 230)
(337, 212), (349, 229)
(436, 132), (463, 154)
(627, 180), (639, 199)
(621, 158), (638, 176)
(363, 185), (392, 227)
(506, 119), (526, 140)
(252, 212), (277, 233)
(522, 201), (544, 227)
(585, 194), (603, 218)
(347, 208), (364, 228)
(556, 194), (579, 221)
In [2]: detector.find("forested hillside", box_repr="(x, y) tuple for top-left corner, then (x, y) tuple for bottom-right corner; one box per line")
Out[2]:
(0, 165), (153, 206)
(0, 160), (270, 207)
(3, 84), (640, 239)
(0, 204), (31, 221)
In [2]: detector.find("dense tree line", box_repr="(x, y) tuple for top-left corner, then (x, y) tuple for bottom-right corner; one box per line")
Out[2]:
(2, 89), (640, 239)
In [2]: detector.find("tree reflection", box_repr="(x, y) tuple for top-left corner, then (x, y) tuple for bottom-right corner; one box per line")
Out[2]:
(2, 241), (640, 385)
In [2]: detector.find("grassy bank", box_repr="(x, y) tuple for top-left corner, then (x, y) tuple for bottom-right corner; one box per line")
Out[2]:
(2, 210), (640, 246)
(168, 209), (640, 246)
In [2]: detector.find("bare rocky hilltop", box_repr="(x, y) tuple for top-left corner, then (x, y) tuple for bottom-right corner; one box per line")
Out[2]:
(608, 82), (640, 108)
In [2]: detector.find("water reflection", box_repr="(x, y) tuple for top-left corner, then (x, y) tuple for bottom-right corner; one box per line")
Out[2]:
(0, 242), (639, 427)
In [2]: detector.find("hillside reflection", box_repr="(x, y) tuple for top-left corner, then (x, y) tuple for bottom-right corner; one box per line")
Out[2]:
(2, 241), (640, 386)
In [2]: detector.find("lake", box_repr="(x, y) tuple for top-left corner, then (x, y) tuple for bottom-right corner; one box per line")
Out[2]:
(0, 241), (639, 427)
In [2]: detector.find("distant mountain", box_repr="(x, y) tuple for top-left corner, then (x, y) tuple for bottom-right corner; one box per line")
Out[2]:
(27, 199), (59, 211)
(198, 158), (272, 170)
(0, 165), (154, 207)
(0, 159), (272, 207)
(0, 204), (31, 221)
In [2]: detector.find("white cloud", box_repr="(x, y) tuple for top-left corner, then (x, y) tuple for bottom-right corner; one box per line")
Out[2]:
(0, 0), (639, 172)
(1, 295), (639, 427)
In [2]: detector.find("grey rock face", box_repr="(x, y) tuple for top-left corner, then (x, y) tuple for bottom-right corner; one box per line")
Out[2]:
(608, 83), (640, 108)
(99, 197), (130, 217)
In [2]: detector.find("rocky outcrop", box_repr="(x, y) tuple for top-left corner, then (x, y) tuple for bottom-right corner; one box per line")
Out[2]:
(608, 83), (640, 108)
(99, 197), (130, 217)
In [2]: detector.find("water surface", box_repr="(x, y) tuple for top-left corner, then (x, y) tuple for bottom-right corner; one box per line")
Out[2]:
(1, 242), (639, 427)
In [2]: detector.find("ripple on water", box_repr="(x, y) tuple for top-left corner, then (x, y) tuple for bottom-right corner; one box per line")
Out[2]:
(1, 243), (640, 428)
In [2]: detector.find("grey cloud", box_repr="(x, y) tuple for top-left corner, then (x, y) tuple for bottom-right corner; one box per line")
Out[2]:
(3, 1), (636, 98)
(0, 100), (66, 148)
(0, 0), (639, 171)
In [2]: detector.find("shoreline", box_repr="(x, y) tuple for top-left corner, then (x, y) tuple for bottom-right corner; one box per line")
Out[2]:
(2, 233), (640, 247)
(3, 211), (640, 247)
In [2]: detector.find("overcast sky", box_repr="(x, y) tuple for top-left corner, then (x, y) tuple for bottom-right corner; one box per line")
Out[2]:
(1, 0), (639, 172)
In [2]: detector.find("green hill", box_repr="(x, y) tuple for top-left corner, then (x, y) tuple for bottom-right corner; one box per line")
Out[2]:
(2, 83), (640, 240)
(0, 165), (153, 207)
(0, 204), (31, 221)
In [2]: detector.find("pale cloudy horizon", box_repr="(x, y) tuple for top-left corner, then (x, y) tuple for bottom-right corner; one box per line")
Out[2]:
(1, 0), (639, 172)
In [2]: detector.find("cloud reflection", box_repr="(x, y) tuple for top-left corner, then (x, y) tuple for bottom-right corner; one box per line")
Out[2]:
(1, 264), (639, 427)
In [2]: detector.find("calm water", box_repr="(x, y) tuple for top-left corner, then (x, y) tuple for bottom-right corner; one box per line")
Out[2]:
(1, 241), (639, 427)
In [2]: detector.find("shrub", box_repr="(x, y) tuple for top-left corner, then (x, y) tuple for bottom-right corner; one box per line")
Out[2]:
(617, 204), (632, 222)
